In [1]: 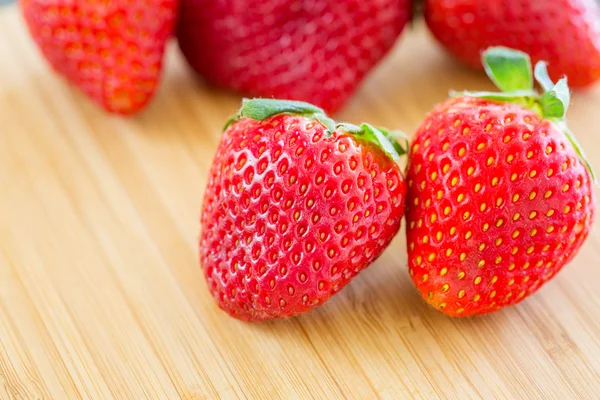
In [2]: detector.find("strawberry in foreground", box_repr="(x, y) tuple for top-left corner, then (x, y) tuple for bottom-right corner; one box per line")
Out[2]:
(20, 0), (177, 114)
(424, 0), (600, 88)
(199, 99), (407, 321)
(176, 0), (411, 114)
(406, 47), (596, 317)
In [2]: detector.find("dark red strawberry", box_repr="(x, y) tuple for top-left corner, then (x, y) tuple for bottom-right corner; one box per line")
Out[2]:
(20, 0), (177, 114)
(200, 99), (407, 321)
(176, 0), (412, 114)
(424, 0), (600, 88)
(406, 47), (596, 317)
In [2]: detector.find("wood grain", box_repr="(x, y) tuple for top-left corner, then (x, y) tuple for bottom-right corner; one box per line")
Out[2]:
(2, 5), (600, 399)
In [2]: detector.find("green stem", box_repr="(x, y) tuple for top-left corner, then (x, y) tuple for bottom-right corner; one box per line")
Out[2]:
(225, 98), (407, 163)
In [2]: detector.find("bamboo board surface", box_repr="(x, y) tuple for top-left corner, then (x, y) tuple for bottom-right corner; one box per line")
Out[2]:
(1, 5), (600, 399)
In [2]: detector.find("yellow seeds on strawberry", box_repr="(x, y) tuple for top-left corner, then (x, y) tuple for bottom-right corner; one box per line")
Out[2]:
(406, 47), (596, 317)
(200, 99), (407, 321)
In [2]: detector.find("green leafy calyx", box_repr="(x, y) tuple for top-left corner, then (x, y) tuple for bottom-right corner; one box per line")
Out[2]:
(452, 46), (595, 183)
(226, 98), (407, 162)
(483, 47), (533, 93)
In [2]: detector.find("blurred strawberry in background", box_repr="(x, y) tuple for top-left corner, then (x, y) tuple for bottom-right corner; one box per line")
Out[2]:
(424, 0), (600, 88)
(20, 0), (178, 114)
(176, 0), (412, 114)
(18, 0), (600, 115)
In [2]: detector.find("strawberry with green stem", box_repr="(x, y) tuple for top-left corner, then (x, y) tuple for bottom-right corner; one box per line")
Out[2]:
(200, 99), (407, 321)
(406, 47), (596, 317)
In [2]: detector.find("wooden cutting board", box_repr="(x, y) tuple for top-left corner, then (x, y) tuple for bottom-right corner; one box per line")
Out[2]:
(2, 5), (600, 399)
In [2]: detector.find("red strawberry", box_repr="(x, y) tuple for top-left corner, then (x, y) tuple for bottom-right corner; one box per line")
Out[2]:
(406, 47), (596, 317)
(424, 0), (600, 88)
(176, 0), (411, 114)
(20, 0), (177, 114)
(199, 99), (407, 321)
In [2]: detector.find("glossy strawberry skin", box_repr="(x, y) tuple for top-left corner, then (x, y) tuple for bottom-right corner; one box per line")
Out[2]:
(176, 0), (411, 114)
(20, 0), (177, 114)
(425, 0), (600, 88)
(406, 97), (595, 317)
(200, 115), (406, 321)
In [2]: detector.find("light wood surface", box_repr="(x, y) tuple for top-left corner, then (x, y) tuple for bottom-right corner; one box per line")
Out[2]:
(2, 5), (600, 399)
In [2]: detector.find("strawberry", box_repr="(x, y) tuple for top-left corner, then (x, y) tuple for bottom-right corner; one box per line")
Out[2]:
(424, 0), (600, 88)
(406, 47), (596, 317)
(20, 0), (178, 114)
(199, 99), (407, 321)
(176, 0), (411, 114)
